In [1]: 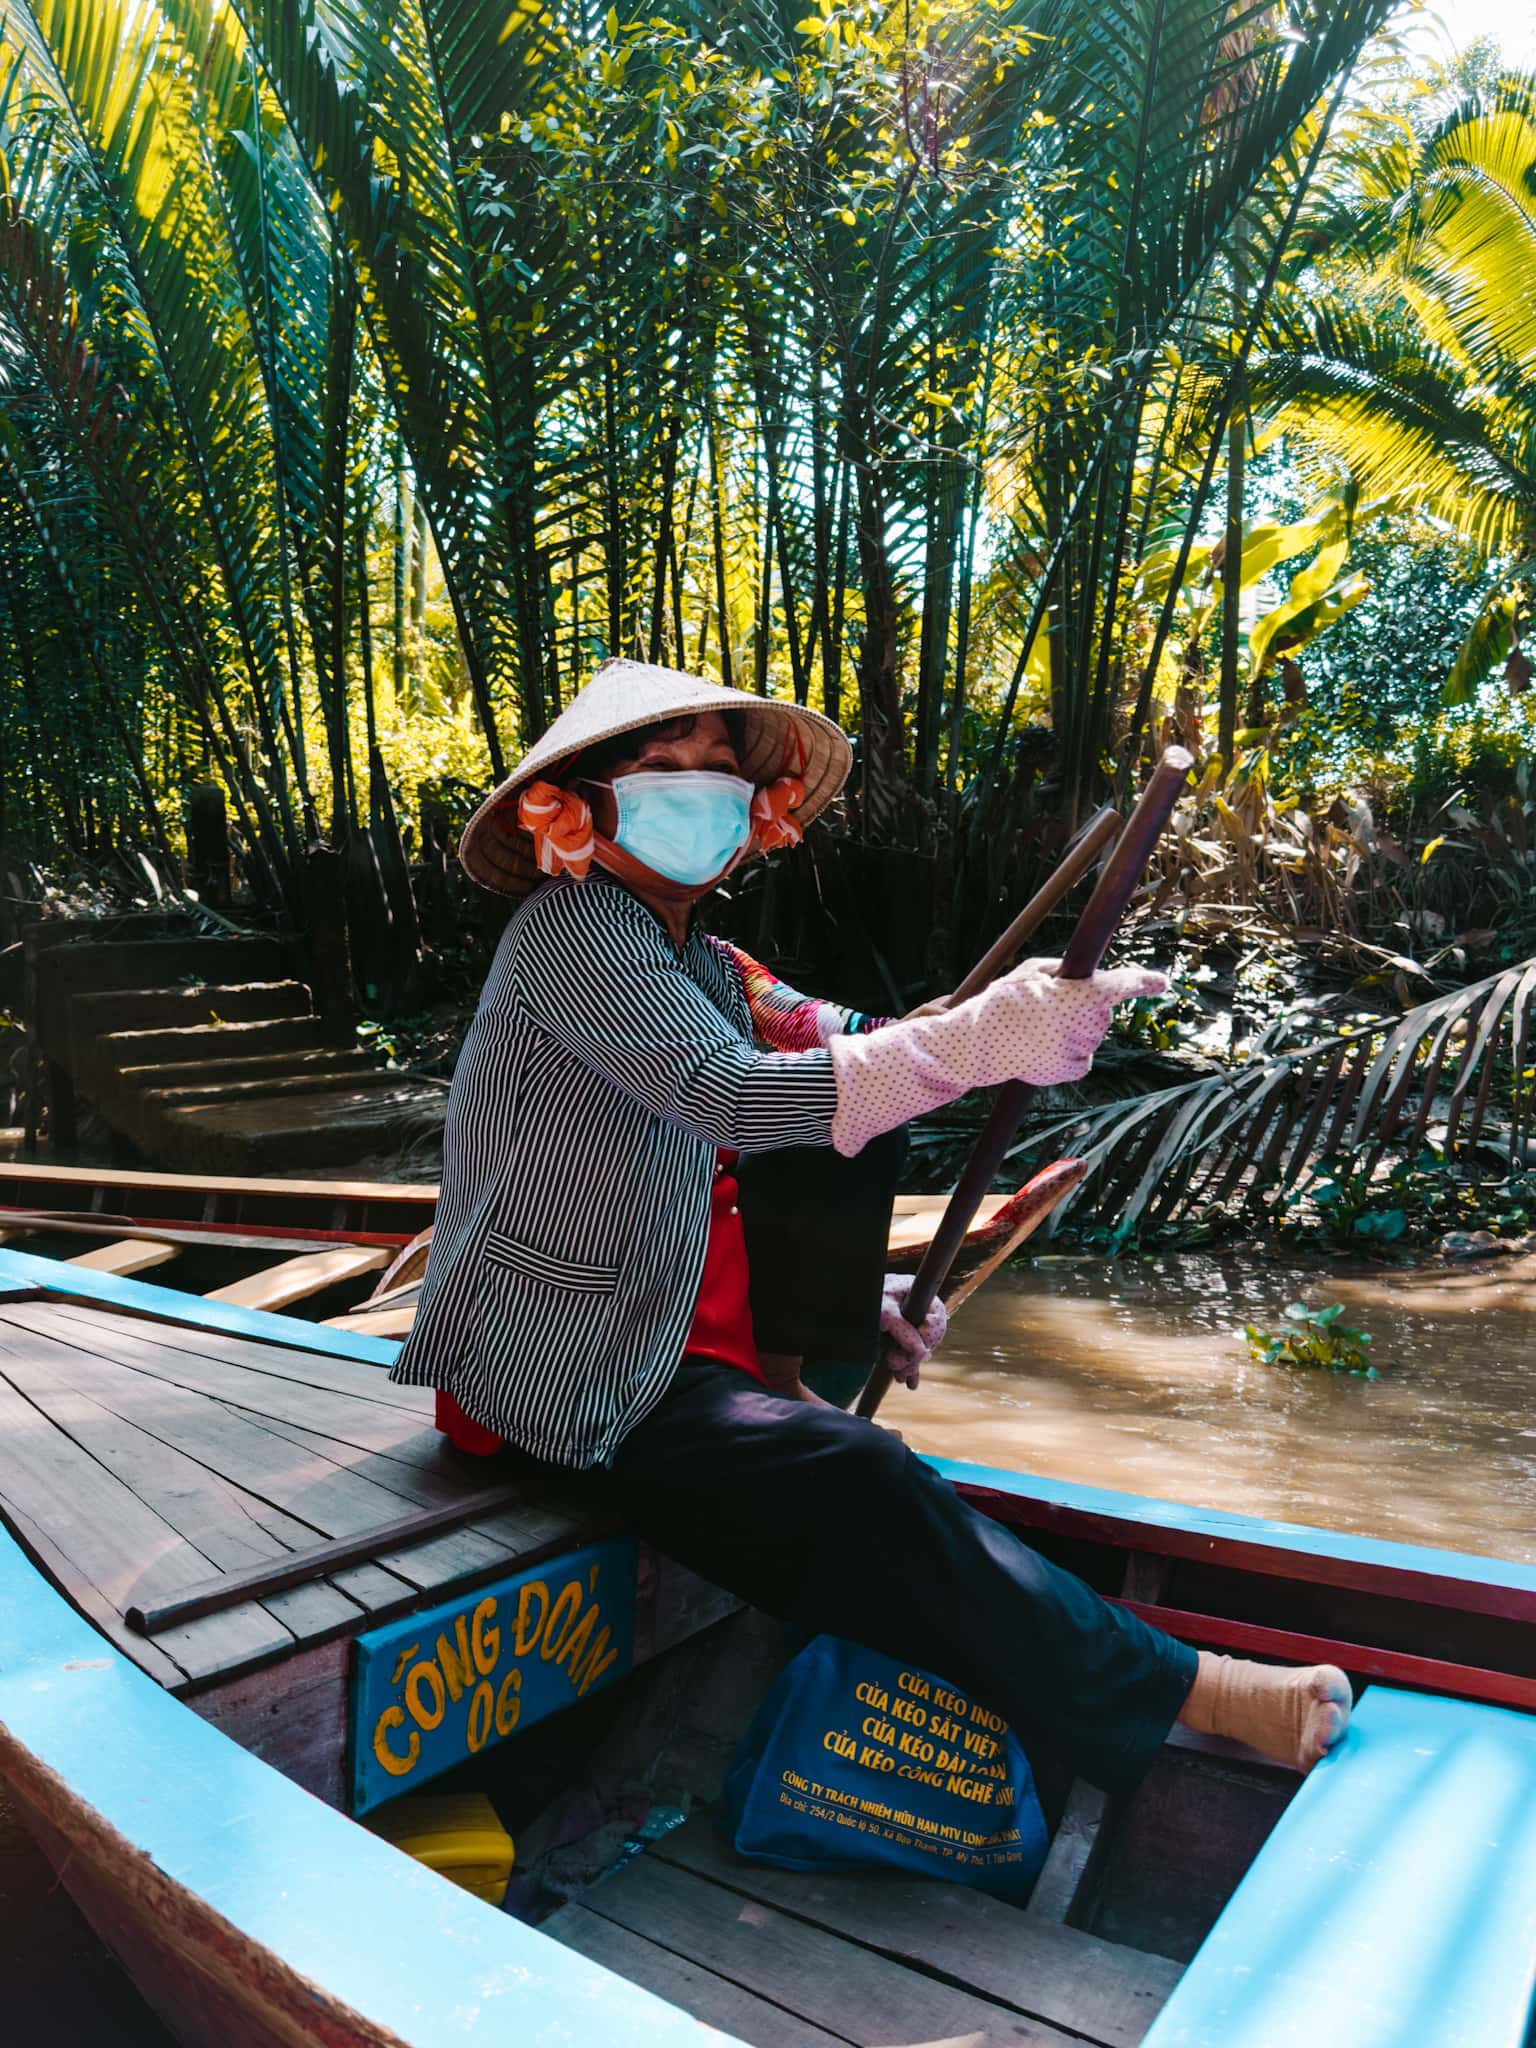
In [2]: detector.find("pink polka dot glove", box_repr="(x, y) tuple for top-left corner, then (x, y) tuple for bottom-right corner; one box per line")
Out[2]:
(828, 957), (1167, 1158)
(880, 1277), (948, 1389)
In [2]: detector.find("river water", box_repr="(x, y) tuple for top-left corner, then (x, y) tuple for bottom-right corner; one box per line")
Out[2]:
(902, 1247), (1536, 1566)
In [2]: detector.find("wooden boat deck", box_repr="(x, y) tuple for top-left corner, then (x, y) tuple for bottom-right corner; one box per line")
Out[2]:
(0, 1296), (595, 1697)
(547, 1814), (1181, 2047)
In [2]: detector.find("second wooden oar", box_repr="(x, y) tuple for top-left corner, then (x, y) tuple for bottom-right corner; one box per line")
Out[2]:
(941, 805), (1120, 1009)
(857, 747), (1193, 1420)
(126, 1483), (537, 1636)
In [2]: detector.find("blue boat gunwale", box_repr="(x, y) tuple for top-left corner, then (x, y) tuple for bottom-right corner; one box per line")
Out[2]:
(935, 1454), (1536, 1623)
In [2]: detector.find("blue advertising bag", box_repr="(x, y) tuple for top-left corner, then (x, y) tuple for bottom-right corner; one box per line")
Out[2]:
(720, 1636), (1048, 1903)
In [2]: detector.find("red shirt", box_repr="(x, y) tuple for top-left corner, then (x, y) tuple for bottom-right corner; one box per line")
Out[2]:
(685, 1149), (763, 1381)
(436, 1147), (760, 1454)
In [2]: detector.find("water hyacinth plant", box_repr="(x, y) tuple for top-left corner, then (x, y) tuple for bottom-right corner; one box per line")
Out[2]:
(1244, 1299), (1378, 1375)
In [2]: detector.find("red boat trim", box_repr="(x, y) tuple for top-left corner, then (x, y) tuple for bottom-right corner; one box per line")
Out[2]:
(1115, 1597), (1536, 1714)
(953, 1472), (1536, 1629)
(0, 1209), (414, 1251)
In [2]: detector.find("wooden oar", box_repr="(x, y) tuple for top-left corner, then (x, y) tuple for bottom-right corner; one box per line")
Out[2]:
(937, 805), (1121, 1012)
(857, 747), (1193, 1420)
(936, 1156), (1090, 1314)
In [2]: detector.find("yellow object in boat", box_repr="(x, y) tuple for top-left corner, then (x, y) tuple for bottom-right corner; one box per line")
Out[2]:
(366, 1792), (514, 1906)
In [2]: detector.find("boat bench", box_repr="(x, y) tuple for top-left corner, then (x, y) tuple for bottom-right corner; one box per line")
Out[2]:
(1139, 1685), (1536, 2048)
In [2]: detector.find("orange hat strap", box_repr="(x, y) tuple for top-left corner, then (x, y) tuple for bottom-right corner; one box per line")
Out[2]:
(516, 780), (596, 879)
(751, 774), (805, 853)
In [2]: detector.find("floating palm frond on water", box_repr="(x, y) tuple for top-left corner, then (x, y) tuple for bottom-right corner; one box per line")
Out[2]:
(1019, 957), (1536, 1243)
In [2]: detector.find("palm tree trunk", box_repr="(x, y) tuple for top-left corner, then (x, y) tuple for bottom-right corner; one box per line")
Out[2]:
(708, 400), (733, 689)
(1219, 375), (1246, 766)
(852, 457), (904, 835)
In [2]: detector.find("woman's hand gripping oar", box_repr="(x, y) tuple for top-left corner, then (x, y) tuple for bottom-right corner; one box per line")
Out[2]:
(859, 749), (1193, 1419)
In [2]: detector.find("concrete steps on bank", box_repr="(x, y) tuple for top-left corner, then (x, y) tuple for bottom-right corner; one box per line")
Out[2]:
(36, 924), (445, 1174)
(159, 1080), (447, 1173)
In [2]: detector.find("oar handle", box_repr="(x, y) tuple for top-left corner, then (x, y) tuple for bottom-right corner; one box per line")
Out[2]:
(942, 806), (1120, 1010)
(856, 749), (1192, 1421)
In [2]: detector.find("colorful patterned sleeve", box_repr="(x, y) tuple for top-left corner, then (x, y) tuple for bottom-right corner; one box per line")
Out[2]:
(713, 940), (890, 1052)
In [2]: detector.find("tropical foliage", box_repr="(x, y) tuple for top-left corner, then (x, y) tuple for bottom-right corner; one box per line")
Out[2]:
(1018, 953), (1536, 1242)
(0, 0), (1403, 964)
(1257, 68), (1536, 707)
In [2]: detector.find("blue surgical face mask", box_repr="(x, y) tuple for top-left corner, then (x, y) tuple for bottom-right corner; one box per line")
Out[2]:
(608, 769), (754, 887)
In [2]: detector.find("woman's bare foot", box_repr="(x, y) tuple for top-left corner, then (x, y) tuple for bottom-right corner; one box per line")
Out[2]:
(1177, 1651), (1351, 1773)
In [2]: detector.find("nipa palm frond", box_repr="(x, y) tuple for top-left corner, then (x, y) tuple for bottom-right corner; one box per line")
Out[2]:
(1018, 958), (1536, 1242)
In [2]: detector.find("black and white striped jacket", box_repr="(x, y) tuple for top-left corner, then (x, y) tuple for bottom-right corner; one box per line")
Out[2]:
(390, 873), (840, 1466)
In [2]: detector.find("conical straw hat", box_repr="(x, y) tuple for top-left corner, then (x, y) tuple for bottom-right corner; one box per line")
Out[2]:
(459, 657), (853, 898)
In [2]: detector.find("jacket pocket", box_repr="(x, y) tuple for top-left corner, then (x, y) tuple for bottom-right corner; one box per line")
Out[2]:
(482, 1229), (619, 1295)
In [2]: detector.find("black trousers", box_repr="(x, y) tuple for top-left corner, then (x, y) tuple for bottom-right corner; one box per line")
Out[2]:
(603, 1132), (1196, 1796)
(608, 1360), (1197, 1794)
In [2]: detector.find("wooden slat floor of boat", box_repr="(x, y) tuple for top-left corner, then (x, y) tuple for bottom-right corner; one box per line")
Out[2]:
(545, 1815), (1180, 2048)
(0, 1299), (594, 1694)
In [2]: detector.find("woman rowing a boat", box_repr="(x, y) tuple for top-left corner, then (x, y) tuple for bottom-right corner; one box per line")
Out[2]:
(392, 657), (1349, 1792)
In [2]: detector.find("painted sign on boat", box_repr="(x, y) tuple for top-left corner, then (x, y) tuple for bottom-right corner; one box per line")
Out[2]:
(351, 1538), (637, 1813)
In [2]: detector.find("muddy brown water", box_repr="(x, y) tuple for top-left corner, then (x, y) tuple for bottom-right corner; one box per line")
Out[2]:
(6, 1245), (1533, 2036)
(903, 1247), (1536, 1566)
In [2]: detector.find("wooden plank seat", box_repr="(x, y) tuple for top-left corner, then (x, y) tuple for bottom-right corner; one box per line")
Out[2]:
(66, 1238), (181, 1277)
(324, 1303), (418, 1338)
(548, 1813), (1181, 2047)
(1138, 1686), (1536, 2048)
(204, 1243), (391, 1311)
